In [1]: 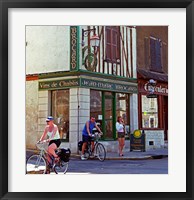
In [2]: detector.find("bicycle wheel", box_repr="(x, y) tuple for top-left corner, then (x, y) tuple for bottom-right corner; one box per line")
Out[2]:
(54, 160), (68, 174)
(95, 143), (106, 161)
(26, 154), (47, 174)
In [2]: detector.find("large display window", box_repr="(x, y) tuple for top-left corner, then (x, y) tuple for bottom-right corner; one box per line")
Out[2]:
(141, 95), (158, 128)
(51, 90), (69, 141)
(90, 90), (130, 140)
(116, 93), (130, 135)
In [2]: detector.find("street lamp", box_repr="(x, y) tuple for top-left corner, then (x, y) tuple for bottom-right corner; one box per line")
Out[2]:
(82, 27), (100, 47)
(146, 79), (157, 98)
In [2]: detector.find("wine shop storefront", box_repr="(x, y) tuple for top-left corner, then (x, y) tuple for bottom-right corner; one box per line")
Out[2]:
(27, 72), (138, 153)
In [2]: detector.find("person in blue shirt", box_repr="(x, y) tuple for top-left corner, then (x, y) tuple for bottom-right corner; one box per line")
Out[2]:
(81, 116), (102, 160)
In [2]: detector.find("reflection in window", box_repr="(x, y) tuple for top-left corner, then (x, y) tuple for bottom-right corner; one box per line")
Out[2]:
(116, 93), (130, 134)
(141, 95), (158, 128)
(51, 90), (69, 141)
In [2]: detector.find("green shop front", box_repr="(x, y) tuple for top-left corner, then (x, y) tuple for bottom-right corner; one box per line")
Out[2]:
(38, 72), (138, 153)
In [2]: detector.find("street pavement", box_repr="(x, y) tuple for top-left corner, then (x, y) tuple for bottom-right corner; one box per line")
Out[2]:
(71, 148), (168, 160)
(26, 147), (168, 161)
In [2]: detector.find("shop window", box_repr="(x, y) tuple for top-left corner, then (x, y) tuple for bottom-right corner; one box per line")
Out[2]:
(116, 93), (130, 136)
(141, 95), (158, 128)
(51, 90), (69, 141)
(90, 90), (102, 131)
(105, 26), (120, 63)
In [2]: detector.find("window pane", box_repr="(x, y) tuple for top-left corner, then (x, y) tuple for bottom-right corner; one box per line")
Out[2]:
(51, 90), (69, 140)
(90, 90), (102, 131)
(141, 95), (158, 128)
(116, 93), (130, 135)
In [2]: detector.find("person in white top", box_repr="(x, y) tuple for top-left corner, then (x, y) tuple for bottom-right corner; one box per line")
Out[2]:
(116, 116), (125, 156)
(39, 116), (61, 167)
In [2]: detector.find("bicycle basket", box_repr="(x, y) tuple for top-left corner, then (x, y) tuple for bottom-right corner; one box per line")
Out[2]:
(58, 148), (71, 162)
(36, 142), (48, 151)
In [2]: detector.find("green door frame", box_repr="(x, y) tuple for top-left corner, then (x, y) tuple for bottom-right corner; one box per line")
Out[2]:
(101, 91), (116, 140)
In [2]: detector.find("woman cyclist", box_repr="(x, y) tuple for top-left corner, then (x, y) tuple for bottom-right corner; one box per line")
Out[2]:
(38, 116), (61, 168)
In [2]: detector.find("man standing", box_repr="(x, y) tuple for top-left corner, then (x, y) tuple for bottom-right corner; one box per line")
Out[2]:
(81, 117), (102, 160)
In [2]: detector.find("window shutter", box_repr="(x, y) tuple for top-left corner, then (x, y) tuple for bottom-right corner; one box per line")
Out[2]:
(150, 38), (156, 68)
(105, 26), (120, 62)
(144, 37), (150, 69)
(162, 42), (167, 69)
(106, 27), (111, 60)
(155, 40), (162, 69)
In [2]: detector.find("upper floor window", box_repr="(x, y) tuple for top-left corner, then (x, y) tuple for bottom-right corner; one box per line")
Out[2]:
(105, 26), (120, 63)
(144, 36), (167, 73)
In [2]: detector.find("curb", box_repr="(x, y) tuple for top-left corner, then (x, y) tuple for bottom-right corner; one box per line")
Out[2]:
(26, 150), (168, 161)
(70, 154), (168, 161)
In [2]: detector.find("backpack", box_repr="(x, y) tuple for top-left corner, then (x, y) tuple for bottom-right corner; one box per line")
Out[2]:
(78, 141), (83, 151)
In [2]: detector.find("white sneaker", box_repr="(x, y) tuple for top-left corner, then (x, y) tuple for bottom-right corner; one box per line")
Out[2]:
(81, 155), (86, 160)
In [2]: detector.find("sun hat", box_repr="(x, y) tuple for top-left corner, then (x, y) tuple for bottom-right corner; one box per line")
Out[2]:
(46, 116), (54, 122)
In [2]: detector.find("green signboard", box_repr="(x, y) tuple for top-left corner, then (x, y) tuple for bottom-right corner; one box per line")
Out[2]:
(39, 79), (79, 90)
(39, 77), (137, 94)
(70, 26), (79, 71)
(80, 78), (137, 93)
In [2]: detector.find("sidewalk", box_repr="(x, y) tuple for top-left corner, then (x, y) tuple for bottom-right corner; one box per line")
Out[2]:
(71, 148), (168, 160)
(26, 147), (168, 161)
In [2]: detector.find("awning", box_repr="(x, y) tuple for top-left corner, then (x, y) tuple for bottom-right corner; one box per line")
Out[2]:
(137, 68), (168, 82)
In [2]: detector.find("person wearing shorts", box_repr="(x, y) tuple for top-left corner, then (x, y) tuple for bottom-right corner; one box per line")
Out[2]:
(39, 116), (61, 166)
(116, 116), (125, 156)
(81, 117), (102, 160)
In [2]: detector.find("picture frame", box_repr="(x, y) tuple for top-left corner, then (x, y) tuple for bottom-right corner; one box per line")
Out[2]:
(0, 0), (193, 199)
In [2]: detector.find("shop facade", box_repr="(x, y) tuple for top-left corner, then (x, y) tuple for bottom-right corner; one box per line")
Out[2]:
(26, 25), (138, 153)
(136, 26), (168, 149)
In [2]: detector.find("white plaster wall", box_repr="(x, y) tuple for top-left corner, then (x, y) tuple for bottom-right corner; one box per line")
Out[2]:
(26, 26), (70, 74)
(145, 130), (165, 149)
(69, 88), (90, 153)
(37, 90), (49, 143)
(130, 94), (138, 133)
(26, 80), (39, 149)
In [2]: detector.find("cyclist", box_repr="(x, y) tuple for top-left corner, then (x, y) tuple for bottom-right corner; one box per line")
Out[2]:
(38, 116), (61, 166)
(81, 116), (102, 160)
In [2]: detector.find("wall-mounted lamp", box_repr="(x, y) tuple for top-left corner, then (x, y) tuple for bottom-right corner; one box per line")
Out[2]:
(82, 27), (100, 47)
(146, 79), (157, 98)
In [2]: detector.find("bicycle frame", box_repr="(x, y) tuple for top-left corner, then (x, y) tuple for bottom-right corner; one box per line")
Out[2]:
(37, 145), (55, 167)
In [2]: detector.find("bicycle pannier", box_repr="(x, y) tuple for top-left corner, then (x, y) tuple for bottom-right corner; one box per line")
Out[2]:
(78, 141), (83, 151)
(59, 148), (71, 162)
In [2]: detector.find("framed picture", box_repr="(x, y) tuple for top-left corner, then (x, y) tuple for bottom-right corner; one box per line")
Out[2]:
(0, 0), (193, 199)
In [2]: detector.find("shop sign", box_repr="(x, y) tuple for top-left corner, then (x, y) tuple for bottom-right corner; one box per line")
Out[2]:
(39, 79), (79, 90)
(81, 78), (138, 93)
(130, 130), (145, 152)
(70, 26), (79, 71)
(143, 82), (168, 95)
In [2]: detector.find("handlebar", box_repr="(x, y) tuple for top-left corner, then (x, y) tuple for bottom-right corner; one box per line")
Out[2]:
(90, 132), (103, 139)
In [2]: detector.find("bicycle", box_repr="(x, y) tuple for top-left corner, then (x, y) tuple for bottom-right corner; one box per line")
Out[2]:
(26, 141), (71, 174)
(82, 132), (106, 161)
